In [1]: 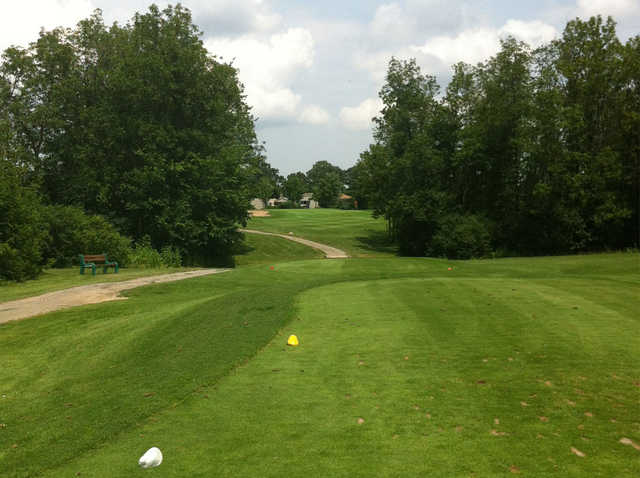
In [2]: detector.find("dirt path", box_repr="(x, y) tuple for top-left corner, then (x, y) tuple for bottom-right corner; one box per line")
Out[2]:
(0, 269), (228, 325)
(241, 229), (349, 259)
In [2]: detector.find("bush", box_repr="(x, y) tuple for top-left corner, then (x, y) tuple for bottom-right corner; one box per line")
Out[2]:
(276, 200), (298, 209)
(337, 197), (356, 210)
(429, 214), (492, 259)
(160, 245), (182, 267)
(129, 238), (182, 268)
(0, 163), (48, 281)
(129, 238), (163, 268)
(42, 205), (132, 268)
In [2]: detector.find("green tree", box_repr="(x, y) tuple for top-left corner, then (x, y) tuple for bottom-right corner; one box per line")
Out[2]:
(283, 172), (308, 204)
(0, 5), (261, 264)
(620, 35), (640, 247)
(0, 162), (48, 280)
(367, 58), (452, 254)
(314, 171), (342, 207)
(554, 16), (630, 249)
(306, 160), (344, 207)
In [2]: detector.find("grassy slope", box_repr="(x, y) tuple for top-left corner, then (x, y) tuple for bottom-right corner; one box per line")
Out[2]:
(0, 267), (196, 303)
(234, 232), (323, 266)
(246, 209), (397, 257)
(1, 253), (638, 477)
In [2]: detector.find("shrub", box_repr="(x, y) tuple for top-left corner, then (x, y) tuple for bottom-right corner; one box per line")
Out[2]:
(160, 245), (182, 267)
(337, 197), (356, 210)
(429, 214), (492, 259)
(277, 200), (298, 209)
(42, 205), (132, 268)
(129, 238), (182, 268)
(0, 163), (48, 281)
(129, 238), (164, 268)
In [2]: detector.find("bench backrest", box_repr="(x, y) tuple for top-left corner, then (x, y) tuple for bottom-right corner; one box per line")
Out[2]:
(81, 254), (107, 264)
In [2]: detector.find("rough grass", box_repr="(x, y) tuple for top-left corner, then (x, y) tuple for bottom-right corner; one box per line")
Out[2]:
(246, 208), (397, 257)
(1, 253), (638, 477)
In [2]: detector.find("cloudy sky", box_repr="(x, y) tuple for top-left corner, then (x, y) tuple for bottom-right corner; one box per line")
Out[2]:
(1, 1), (639, 175)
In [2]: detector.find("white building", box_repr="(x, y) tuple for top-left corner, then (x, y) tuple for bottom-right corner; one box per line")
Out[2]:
(300, 193), (319, 208)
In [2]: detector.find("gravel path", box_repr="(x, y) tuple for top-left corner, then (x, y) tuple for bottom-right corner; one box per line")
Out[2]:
(241, 229), (349, 259)
(0, 269), (228, 325)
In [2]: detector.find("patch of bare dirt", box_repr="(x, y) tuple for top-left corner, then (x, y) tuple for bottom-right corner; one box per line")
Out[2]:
(248, 210), (270, 217)
(0, 269), (228, 324)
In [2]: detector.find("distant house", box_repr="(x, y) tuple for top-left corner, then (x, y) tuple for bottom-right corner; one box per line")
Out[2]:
(300, 192), (319, 208)
(250, 198), (265, 210)
(267, 196), (289, 207)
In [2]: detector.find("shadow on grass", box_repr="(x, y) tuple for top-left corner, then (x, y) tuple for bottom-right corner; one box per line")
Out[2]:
(355, 230), (398, 255)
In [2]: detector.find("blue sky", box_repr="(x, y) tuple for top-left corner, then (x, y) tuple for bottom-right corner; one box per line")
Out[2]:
(2, 1), (639, 175)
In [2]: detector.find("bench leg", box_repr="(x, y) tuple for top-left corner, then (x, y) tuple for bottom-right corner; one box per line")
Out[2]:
(92, 265), (96, 276)
(115, 264), (119, 273)
(80, 267), (85, 275)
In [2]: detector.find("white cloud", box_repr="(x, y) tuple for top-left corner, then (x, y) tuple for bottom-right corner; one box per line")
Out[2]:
(576, 0), (640, 18)
(206, 28), (315, 120)
(411, 19), (558, 67)
(353, 49), (394, 84)
(339, 97), (383, 131)
(370, 3), (413, 41)
(0, 0), (94, 51)
(190, 0), (281, 36)
(500, 20), (558, 49)
(412, 28), (500, 66)
(298, 105), (330, 125)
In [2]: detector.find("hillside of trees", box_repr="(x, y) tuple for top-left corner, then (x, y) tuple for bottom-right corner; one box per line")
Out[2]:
(1, 5), (266, 279)
(352, 16), (639, 258)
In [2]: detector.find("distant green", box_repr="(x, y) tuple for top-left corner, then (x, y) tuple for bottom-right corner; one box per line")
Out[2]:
(1, 253), (638, 477)
(246, 209), (396, 257)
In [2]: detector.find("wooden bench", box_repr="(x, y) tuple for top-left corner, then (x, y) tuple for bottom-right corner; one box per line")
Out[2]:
(79, 254), (119, 275)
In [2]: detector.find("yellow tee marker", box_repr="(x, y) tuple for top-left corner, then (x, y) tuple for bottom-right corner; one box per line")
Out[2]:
(287, 334), (299, 346)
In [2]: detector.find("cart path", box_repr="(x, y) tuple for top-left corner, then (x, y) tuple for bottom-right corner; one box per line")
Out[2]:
(241, 229), (349, 259)
(0, 269), (229, 325)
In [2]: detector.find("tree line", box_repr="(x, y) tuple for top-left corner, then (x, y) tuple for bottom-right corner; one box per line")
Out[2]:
(251, 159), (363, 209)
(352, 16), (639, 258)
(1, 4), (265, 279)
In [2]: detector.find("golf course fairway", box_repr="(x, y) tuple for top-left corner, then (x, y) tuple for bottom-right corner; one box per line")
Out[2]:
(3, 253), (637, 477)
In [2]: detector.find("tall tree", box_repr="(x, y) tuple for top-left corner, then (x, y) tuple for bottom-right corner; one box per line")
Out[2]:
(0, 5), (262, 264)
(554, 16), (630, 248)
(306, 160), (344, 207)
(621, 35), (640, 247)
(283, 172), (308, 204)
(366, 58), (453, 254)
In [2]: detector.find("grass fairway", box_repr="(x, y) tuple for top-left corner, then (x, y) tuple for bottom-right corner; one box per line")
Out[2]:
(246, 208), (397, 257)
(1, 254), (639, 476)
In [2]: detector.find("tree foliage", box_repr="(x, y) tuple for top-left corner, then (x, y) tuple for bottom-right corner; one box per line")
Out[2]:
(0, 162), (48, 280)
(283, 172), (308, 204)
(355, 16), (639, 257)
(306, 160), (344, 207)
(1, 5), (262, 266)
